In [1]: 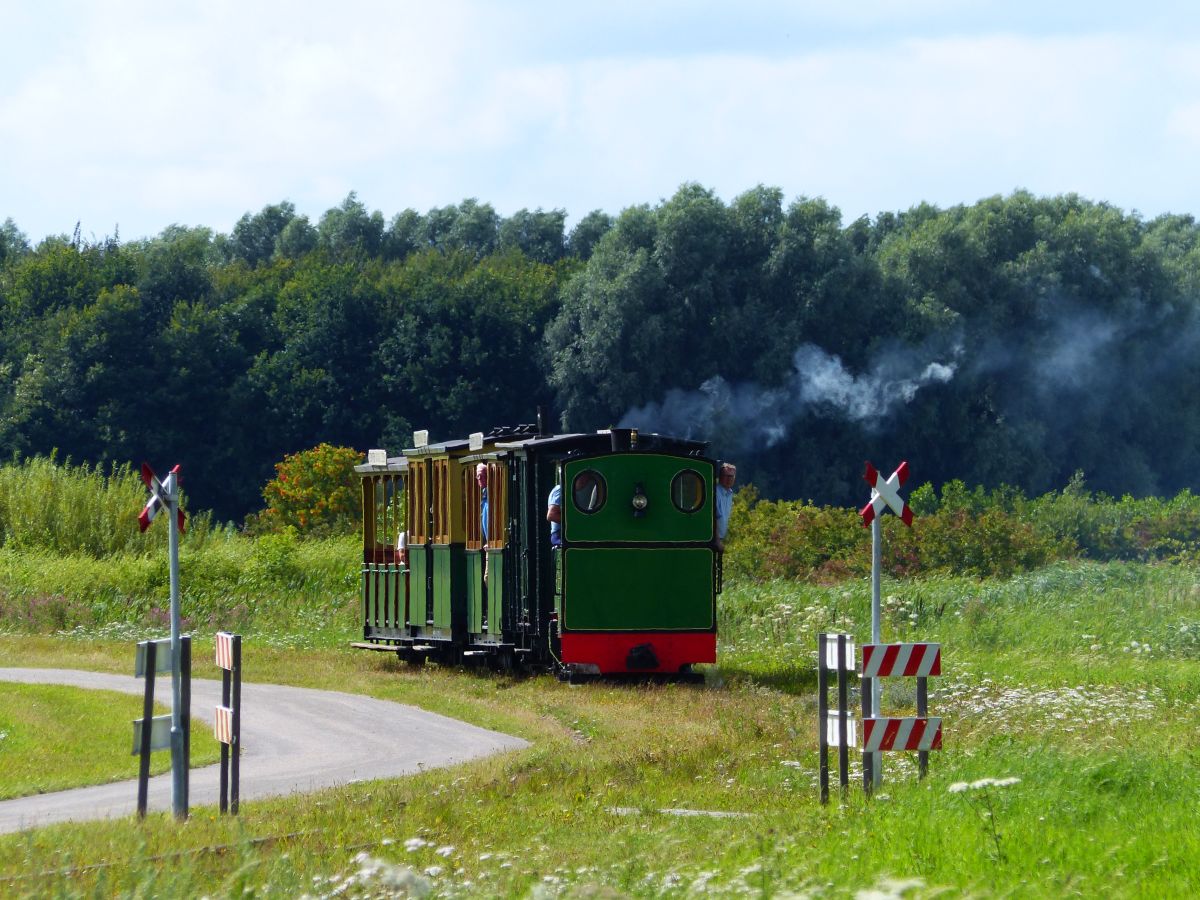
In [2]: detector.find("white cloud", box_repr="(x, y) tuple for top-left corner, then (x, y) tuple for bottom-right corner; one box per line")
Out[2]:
(2, 5), (1199, 240)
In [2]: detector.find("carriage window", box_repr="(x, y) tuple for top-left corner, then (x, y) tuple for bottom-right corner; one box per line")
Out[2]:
(671, 469), (706, 513)
(572, 470), (606, 513)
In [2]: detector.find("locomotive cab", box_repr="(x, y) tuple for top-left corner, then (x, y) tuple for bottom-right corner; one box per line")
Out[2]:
(556, 449), (718, 675)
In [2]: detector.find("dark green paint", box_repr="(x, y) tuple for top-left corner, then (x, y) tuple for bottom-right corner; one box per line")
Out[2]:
(563, 455), (714, 544)
(562, 547), (715, 631)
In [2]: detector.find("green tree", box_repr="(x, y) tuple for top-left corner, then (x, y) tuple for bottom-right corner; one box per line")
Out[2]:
(567, 210), (613, 261)
(230, 201), (298, 266)
(317, 192), (385, 260)
(499, 208), (566, 263)
(254, 443), (362, 536)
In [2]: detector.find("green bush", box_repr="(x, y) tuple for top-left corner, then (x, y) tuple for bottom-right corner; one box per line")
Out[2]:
(1029, 478), (1200, 562)
(721, 475), (1200, 582)
(0, 533), (359, 642)
(0, 455), (212, 558)
(250, 444), (362, 537)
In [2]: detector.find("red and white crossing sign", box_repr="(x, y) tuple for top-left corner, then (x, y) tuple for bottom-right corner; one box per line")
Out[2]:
(861, 642), (941, 678)
(215, 632), (236, 670)
(860, 461), (913, 527)
(863, 716), (942, 752)
(139, 463), (186, 533)
(214, 705), (234, 744)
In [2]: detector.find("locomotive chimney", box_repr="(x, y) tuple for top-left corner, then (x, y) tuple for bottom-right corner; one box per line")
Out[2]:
(610, 428), (635, 451)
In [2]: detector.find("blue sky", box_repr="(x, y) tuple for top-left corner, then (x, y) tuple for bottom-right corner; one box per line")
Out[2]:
(3, 1), (1199, 243)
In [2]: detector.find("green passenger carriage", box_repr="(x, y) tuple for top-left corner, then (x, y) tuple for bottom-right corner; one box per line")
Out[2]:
(353, 424), (721, 677)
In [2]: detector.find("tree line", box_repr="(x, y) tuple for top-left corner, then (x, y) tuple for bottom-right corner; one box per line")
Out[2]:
(2, 186), (1199, 522)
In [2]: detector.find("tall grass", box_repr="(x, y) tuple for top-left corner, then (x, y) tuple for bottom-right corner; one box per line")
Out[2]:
(0, 456), (214, 558)
(0, 534), (358, 643)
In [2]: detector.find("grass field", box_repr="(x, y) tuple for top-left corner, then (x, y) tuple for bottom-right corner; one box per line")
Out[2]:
(0, 685), (222, 801)
(0, 560), (1197, 897)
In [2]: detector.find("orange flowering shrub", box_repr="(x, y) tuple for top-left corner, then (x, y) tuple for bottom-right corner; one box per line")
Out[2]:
(252, 444), (361, 537)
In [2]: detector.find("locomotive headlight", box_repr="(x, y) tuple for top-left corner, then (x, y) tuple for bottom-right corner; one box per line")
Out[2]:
(631, 483), (648, 517)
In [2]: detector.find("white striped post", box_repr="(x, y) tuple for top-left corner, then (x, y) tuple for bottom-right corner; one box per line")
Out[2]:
(817, 633), (856, 803)
(214, 632), (242, 814)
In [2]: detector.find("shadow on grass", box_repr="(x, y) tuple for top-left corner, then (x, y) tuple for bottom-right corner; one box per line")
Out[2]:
(711, 662), (818, 696)
(364, 647), (818, 697)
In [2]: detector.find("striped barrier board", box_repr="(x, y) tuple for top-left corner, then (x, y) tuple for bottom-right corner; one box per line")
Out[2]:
(215, 632), (236, 670)
(862, 716), (942, 752)
(214, 705), (234, 745)
(861, 642), (940, 678)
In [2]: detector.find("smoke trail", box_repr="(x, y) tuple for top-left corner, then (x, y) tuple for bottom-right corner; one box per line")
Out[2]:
(620, 342), (959, 451)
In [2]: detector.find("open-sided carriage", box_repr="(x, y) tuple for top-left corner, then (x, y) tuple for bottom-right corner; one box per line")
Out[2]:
(353, 425), (722, 677)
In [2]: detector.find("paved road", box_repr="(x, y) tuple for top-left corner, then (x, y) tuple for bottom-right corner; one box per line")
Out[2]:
(0, 668), (528, 834)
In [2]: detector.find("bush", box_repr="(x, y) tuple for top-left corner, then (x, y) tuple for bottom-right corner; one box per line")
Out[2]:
(0, 455), (212, 558)
(250, 444), (362, 537)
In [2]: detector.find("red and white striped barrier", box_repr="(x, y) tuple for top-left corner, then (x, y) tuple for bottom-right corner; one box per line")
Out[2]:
(863, 716), (942, 752)
(214, 705), (234, 745)
(215, 632), (235, 671)
(861, 642), (941, 678)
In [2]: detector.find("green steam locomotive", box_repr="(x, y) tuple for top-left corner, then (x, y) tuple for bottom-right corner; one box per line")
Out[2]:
(353, 424), (722, 677)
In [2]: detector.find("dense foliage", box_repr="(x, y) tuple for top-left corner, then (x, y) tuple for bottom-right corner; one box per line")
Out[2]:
(3, 185), (1200, 522)
(4, 456), (1200, 641)
(251, 443), (362, 537)
(723, 477), (1200, 581)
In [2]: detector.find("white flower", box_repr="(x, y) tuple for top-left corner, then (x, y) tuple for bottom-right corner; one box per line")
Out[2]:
(404, 837), (429, 852)
(949, 776), (1020, 793)
(435, 845), (455, 858)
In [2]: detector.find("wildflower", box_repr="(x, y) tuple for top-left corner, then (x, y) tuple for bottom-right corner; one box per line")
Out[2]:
(949, 776), (1020, 792)
(405, 837), (429, 852)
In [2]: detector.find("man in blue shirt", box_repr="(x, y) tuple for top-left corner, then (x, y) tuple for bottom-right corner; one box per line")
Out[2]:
(547, 483), (562, 546)
(715, 462), (736, 551)
(476, 463), (489, 544)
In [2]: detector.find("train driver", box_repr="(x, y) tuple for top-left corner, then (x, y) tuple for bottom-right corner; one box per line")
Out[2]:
(547, 483), (562, 546)
(715, 462), (736, 551)
(476, 463), (489, 545)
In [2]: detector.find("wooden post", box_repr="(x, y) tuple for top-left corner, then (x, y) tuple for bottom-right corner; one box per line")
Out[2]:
(836, 634), (850, 791)
(917, 675), (929, 779)
(818, 633), (829, 804)
(231, 634), (242, 814)
(137, 641), (156, 818)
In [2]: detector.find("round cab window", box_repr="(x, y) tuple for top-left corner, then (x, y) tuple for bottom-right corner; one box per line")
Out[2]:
(572, 470), (606, 513)
(671, 469), (706, 513)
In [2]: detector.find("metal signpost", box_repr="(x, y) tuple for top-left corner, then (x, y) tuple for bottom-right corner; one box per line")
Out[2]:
(817, 632), (856, 803)
(132, 636), (191, 816)
(859, 461), (914, 787)
(138, 463), (189, 820)
(817, 635), (943, 801)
